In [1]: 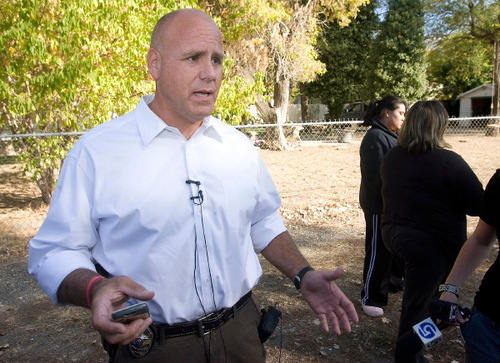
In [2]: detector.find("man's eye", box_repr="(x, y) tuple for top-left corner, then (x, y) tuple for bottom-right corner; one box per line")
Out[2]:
(188, 56), (198, 62)
(212, 57), (222, 65)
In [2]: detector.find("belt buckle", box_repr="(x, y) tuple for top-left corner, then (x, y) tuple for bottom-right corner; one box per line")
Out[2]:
(128, 326), (155, 358)
(196, 312), (217, 337)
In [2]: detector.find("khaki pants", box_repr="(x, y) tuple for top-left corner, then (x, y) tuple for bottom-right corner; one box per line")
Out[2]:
(107, 298), (266, 363)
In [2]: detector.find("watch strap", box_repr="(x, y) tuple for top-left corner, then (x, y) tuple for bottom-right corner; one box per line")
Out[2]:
(294, 266), (315, 290)
(439, 284), (459, 297)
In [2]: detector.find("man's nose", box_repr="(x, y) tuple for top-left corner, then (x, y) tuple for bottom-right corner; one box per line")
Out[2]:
(200, 59), (217, 81)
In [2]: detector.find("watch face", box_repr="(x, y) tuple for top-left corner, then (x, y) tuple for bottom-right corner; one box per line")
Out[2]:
(439, 284), (459, 295)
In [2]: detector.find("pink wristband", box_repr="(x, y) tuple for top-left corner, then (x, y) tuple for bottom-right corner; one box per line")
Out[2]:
(86, 276), (105, 308)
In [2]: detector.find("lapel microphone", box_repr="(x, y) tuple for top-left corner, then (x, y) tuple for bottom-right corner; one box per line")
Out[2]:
(186, 180), (203, 205)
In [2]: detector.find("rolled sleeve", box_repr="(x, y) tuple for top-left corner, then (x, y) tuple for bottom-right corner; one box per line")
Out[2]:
(28, 151), (97, 304)
(28, 248), (96, 304)
(250, 156), (287, 252)
(251, 212), (287, 252)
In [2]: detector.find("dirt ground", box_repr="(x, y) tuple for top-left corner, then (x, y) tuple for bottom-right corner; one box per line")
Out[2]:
(0, 135), (499, 362)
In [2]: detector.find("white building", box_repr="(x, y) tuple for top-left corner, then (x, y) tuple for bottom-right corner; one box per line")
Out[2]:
(457, 83), (493, 118)
(288, 103), (329, 122)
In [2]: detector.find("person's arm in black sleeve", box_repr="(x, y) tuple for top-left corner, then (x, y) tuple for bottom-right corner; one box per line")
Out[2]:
(360, 136), (386, 204)
(446, 154), (484, 216)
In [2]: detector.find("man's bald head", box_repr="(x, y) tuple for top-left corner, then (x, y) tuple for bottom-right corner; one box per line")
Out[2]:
(150, 9), (220, 53)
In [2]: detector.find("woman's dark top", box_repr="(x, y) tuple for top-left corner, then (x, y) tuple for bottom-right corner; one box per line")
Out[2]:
(381, 146), (484, 247)
(475, 169), (500, 323)
(359, 118), (398, 214)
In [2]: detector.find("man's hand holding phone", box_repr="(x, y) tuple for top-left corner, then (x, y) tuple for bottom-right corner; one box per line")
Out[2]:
(90, 276), (155, 345)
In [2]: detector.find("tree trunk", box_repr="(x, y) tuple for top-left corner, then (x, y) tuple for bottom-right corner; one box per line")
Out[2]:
(36, 166), (54, 205)
(493, 38), (500, 117)
(300, 83), (309, 122)
(255, 75), (291, 150)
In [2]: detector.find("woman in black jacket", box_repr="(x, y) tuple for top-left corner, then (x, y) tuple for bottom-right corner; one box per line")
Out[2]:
(359, 95), (407, 317)
(381, 101), (484, 362)
(439, 169), (500, 362)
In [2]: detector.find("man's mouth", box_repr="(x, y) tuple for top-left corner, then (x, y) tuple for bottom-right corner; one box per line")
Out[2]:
(194, 91), (212, 97)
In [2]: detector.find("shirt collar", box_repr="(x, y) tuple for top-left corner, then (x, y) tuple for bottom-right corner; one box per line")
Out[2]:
(135, 95), (222, 145)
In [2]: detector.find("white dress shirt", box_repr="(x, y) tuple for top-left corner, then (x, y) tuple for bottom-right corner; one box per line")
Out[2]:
(28, 95), (286, 324)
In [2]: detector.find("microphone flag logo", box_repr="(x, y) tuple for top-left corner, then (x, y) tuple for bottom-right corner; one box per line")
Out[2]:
(413, 317), (443, 350)
(418, 322), (437, 339)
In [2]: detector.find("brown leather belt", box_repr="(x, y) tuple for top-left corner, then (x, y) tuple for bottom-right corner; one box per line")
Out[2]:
(154, 291), (252, 342)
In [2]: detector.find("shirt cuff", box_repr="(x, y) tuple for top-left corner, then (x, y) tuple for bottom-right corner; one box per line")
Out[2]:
(251, 212), (287, 252)
(31, 250), (96, 304)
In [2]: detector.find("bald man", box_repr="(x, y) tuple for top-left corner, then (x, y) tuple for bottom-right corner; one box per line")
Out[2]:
(29, 9), (358, 362)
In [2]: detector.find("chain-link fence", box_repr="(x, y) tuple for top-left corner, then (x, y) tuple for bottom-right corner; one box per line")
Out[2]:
(2, 116), (499, 162)
(1, 116), (499, 257)
(234, 116), (500, 147)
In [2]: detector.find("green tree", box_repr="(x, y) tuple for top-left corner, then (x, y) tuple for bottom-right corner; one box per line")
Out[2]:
(0, 0), (195, 203)
(426, 33), (493, 100)
(203, 0), (369, 150)
(425, 0), (500, 116)
(371, 0), (427, 102)
(305, 1), (379, 118)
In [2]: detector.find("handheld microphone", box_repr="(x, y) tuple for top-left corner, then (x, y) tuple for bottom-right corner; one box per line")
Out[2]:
(395, 301), (471, 361)
(395, 318), (445, 361)
(428, 299), (470, 324)
(413, 317), (443, 349)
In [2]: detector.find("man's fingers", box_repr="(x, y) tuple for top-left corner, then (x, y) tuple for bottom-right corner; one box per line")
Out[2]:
(100, 316), (153, 345)
(342, 298), (359, 324)
(107, 276), (155, 302)
(336, 309), (353, 334)
(327, 311), (341, 335)
(318, 314), (329, 333)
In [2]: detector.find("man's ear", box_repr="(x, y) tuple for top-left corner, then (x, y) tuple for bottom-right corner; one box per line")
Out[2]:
(147, 48), (160, 80)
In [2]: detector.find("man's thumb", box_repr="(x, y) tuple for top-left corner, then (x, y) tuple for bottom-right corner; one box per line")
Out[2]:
(324, 266), (344, 281)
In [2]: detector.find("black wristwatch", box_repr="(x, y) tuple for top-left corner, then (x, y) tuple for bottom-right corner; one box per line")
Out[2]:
(294, 266), (315, 290)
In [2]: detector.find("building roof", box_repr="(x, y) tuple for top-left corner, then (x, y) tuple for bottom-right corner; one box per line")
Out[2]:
(457, 83), (493, 99)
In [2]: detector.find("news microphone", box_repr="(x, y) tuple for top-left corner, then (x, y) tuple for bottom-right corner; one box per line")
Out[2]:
(395, 318), (444, 361)
(413, 317), (443, 349)
(395, 302), (471, 361)
(429, 299), (470, 324)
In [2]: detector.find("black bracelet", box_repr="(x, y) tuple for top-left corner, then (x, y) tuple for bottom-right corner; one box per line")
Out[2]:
(294, 266), (315, 290)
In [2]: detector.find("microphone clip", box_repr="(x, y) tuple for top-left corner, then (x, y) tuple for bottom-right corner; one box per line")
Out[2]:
(190, 190), (204, 205)
(186, 179), (203, 205)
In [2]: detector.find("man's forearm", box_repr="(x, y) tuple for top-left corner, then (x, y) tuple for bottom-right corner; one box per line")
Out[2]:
(57, 268), (101, 307)
(261, 231), (310, 280)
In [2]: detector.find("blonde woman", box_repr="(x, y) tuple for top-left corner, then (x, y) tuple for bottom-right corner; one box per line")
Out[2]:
(381, 101), (484, 362)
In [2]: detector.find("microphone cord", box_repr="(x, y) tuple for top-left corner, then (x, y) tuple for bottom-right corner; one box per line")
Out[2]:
(189, 181), (227, 363)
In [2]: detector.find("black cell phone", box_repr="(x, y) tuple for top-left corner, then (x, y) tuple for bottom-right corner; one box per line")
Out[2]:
(111, 302), (150, 323)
